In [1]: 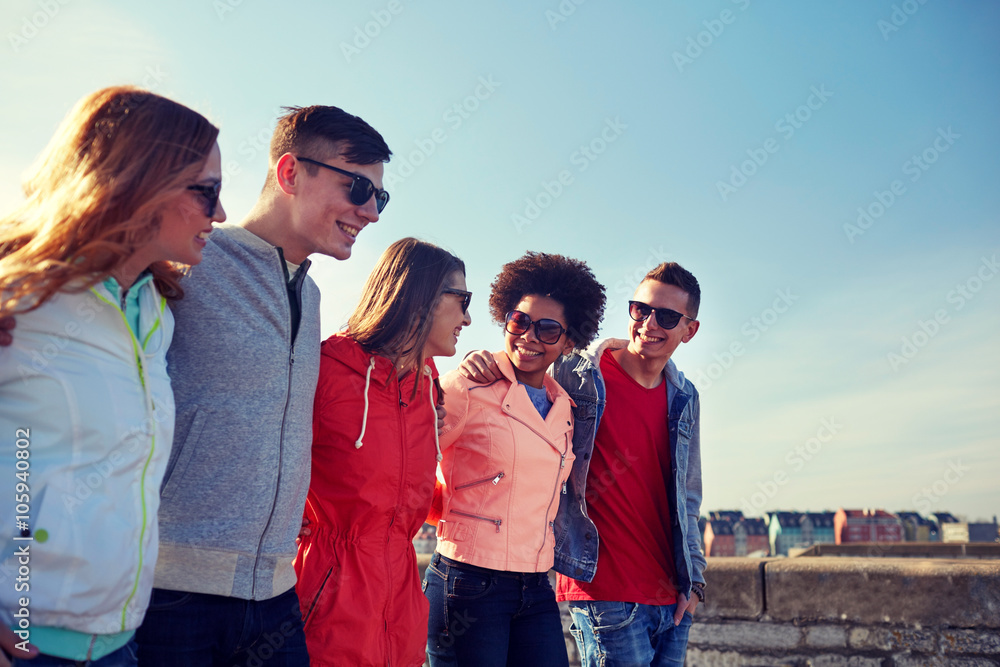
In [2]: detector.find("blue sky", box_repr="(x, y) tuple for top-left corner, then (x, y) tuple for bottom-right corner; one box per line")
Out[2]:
(2, 1), (997, 521)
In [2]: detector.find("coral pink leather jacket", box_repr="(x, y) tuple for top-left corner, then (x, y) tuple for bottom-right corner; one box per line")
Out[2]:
(432, 351), (575, 573)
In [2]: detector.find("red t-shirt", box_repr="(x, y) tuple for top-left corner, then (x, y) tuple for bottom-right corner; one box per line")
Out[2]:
(557, 349), (678, 605)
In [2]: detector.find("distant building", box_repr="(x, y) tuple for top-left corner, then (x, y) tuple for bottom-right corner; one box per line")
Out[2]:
(897, 511), (939, 542)
(767, 511), (836, 556)
(942, 517), (999, 544)
(704, 515), (734, 557)
(738, 517), (770, 556)
(704, 511), (770, 557)
(834, 508), (903, 544)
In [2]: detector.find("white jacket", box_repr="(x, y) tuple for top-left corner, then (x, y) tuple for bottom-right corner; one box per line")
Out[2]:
(0, 280), (175, 634)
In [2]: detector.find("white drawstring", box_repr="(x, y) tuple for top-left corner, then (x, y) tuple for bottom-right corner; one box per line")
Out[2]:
(355, 357), (376, 449)
(427, 365), (442, 462)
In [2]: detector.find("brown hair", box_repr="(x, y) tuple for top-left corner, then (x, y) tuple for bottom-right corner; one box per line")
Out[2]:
(349, 237), (465, 382)
(0, 86), (219, 315)
(264, 105), (391, 189)
(643, 262), (701, 318)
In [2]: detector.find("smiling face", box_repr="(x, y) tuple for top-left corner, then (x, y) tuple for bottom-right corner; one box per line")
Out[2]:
(117, 142), (226, 285)
(284, 150), (384, 264)
(423, 271), (472, 359)
(503, 294), (575, 389)
(625, 279), (699, 364)
(156, 141), (226, 266)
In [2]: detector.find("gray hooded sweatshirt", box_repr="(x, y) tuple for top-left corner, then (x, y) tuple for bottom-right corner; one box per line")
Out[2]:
(154, 224), (321, 600)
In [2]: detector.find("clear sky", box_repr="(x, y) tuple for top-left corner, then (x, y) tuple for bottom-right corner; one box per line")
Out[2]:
(2, 1), (997, 522)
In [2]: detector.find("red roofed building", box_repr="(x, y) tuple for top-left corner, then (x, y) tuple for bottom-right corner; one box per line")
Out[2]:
(834, 508), (904, 544)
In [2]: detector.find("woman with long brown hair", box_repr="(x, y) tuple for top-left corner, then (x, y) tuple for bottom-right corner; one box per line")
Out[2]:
(0, 86), (225, 666)
(294, 237), (471, 667)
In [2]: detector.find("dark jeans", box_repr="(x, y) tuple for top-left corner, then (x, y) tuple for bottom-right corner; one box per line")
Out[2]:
(423, 553), (569, 667)
(134, 587), (309, 667)
(11, 641), (137, 667)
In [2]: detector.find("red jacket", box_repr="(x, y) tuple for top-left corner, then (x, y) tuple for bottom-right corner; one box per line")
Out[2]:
(294, 333), (439, 667)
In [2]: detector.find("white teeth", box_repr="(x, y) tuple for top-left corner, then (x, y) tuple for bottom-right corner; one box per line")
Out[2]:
(517, 348), (541, 357)
(639, 333), (663, 343)
(338, 223), (359, 238)
(196, 231), (211, 239)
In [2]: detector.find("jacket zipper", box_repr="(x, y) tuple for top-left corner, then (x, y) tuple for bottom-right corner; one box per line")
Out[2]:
(382, 376), (406, 665)
(536, 450), (568, 566)
(454, 472), (505, 490)
(451, 509), (503, 533)
(251, 250), (304, 596)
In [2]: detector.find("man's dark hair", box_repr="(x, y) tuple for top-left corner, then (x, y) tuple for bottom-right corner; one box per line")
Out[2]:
(266, 105), (391, 186)
(643, 262), (701, 319)
(489, 252), (606, 349)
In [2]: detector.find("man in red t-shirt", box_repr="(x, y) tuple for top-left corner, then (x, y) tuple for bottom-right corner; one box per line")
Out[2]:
(461, 262), (707, 666)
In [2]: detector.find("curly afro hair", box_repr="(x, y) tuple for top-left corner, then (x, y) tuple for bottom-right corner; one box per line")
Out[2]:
(488, 251), (606, 349)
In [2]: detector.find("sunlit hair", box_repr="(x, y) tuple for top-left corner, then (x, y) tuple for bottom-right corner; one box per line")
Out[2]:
(489, 251), (606, 348)
(264, 104), (391, 189)
(0, 85), (219, 315)
(349, 237), (465, 384)
(642, 262), (701, 318)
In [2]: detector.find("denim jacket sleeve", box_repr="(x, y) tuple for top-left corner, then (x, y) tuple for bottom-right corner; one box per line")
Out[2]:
(684, 386), (706, 586)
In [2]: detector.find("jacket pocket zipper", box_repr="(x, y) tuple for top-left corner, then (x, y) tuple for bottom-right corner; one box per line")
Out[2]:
(302, 567), (334, 626)
(450, 509), (503, 533)
(455, 471), (505, 490)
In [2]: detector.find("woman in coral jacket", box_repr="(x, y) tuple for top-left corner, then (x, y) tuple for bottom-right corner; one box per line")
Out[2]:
(294, 238), (471, 667)
(424, 252), (606, 667)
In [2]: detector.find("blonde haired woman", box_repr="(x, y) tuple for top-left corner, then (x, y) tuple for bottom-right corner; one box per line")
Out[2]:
(0, 86), (225, 666)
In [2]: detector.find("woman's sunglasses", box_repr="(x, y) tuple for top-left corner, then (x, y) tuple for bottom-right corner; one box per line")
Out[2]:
(442, 288), (472, 315)
(296, 156), (390, 213)
(628, 300), (694, 330)
(505, 310), (567, 345)
(187, 181), (222, 218)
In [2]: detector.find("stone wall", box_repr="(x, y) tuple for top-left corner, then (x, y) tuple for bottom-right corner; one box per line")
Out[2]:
(688, 557), (1000, 666)
(418, 555), (1000, 666)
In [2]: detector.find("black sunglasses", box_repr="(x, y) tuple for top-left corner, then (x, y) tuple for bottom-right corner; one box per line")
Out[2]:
(296, 156), (390, 213)
(505, 310), (567, 345)
(186, 181), (222, 218)
(442, 288), (472, 315)
(628, 300), (694, 330)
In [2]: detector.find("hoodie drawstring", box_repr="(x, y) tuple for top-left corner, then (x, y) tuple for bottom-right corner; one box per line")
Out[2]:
(427, 366), (442, 462)
(355, 357), (376, 449)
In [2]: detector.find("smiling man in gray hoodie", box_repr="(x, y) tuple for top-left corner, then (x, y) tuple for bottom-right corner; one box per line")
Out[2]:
(135, 105), (391, 666)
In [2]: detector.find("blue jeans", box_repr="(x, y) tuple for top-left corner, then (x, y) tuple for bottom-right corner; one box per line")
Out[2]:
(12, 641), (137, 667)
(423, 554), (569, 667)
(567, 601), (692, 667)
(134, 587), (309, 666)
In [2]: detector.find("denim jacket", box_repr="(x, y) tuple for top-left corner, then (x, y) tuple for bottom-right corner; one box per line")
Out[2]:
(551, 338), (707, 597)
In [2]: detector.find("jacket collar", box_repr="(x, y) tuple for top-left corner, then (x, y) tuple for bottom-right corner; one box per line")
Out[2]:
(574, 337), (688, 395)
(220, 223), (313, 275)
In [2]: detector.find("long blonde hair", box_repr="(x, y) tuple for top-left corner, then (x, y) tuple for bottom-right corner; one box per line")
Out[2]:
(0, 86), (219, 315)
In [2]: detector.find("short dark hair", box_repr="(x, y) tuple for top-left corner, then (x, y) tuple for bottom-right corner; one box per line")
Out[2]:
(266, 105), (391, 186)
(642, 262), (701, 318)
(489, 252), (606, 348)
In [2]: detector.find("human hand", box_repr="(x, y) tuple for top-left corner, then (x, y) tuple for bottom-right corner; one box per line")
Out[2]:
(458, 350), (500, 384)
(0, 316), (15, 347)
(297, 517), (311, 544)
(1, 625), (38, 665)
(673, 592), (698, 626)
